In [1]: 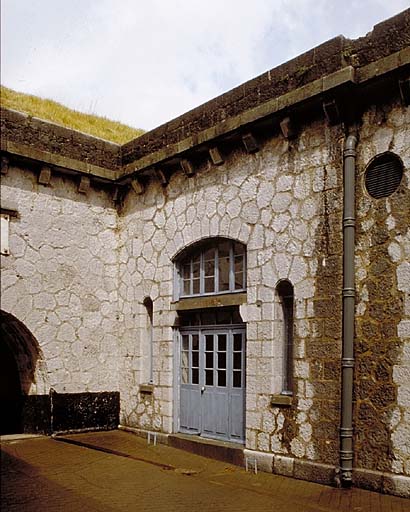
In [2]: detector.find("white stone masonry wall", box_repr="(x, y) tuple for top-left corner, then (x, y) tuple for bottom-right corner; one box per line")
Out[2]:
(118, 118), (342, 459)
(1, 166), (121, 394)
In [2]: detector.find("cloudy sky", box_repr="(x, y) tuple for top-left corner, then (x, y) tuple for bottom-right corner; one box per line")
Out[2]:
(1, 1), (409, 131)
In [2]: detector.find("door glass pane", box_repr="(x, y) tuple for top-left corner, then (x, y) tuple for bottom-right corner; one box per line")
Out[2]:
(233, 334), (242, 352)
(233, 352), (241, 370)
(205, 335), (214, 351)
(181, 351), (189, 367)
(218, 335), (227, 351)
(192, 351), (199, 368)
(205, 369), (213, 385)
(205, 352), (213, 369)
(192, 334), (199, 350)
(218, 370), (226, 387)
(182, 367), (189, 384)
(218, 352), (226, 369)
(182, 335), (189, 351)
(192, 368), (199, 384)
(233, 370), (241, 388)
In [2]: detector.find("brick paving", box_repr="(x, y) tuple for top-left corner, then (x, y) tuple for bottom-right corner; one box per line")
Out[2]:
(1, 430), (408, 512)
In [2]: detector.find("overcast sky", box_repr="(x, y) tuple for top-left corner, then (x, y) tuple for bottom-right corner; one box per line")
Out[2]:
(1, 1), (409, 131)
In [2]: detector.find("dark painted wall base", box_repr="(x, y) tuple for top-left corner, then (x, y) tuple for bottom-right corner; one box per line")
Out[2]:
(19, 391), (120, 435)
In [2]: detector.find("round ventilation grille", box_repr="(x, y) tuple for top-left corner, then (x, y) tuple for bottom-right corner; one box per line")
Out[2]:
(365, 152), (403, 199)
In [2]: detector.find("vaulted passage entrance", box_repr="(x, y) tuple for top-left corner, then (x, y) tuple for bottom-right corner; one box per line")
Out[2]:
(178, 308), (245, 443)
(0, 339), (22, 434)
(0, 310), (44, 435)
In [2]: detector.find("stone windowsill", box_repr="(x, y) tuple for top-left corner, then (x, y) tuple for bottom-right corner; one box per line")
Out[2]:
(139, 384), (154, 394)
(270, 394), (293, 407)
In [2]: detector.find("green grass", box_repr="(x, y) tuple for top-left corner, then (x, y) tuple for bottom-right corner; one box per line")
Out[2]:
(0, 85), (145, 144)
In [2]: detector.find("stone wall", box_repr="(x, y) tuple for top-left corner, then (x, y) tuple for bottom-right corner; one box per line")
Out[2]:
(354, 97), (410, 493)
(1, 163), (121, 395)
(1, 108), (121, 172)
(118, 112), (345, 469)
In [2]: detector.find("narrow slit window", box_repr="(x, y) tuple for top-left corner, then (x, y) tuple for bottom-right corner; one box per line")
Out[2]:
(276, 280), (294, 395)
(143, 297), (154, 384)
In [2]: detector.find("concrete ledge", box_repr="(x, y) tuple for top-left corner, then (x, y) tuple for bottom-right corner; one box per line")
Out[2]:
(4, 140), (118, 182)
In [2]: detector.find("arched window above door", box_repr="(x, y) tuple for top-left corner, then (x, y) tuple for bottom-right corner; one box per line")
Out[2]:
(175, 238), (246, 299)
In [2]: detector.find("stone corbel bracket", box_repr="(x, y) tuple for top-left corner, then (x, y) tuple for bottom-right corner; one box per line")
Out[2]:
(131, 177), (145, 195)
(208, 146), (224, 166)
(242, 132), (259, 153)
(78, 175), (91, 194)
(180, 158), (195, 177)
(38, 165), (52, 185)
(156, 168), (169, 187)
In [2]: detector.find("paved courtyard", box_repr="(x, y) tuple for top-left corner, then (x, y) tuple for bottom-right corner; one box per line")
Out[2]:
(1, 430), (408, 512)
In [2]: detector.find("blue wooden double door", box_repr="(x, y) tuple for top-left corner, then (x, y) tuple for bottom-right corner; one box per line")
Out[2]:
(179, 327), (245, 443)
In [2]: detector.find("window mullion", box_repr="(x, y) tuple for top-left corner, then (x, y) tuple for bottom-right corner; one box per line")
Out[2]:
(214, 247), (219, 293)
(200, 252), (204, 294)
(190, 258), (194, 296)
(229, 242), (234, 292)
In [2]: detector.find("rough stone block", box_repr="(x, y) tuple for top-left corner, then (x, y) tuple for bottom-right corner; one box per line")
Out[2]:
(294, 459), (335, 485)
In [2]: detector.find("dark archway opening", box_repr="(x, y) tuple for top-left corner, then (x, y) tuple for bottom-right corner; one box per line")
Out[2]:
(0, 340), (23, 434)
(0, 310), (42, 435)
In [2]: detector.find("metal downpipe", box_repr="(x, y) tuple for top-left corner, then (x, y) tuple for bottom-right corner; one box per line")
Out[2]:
(340, 134), (357, 485)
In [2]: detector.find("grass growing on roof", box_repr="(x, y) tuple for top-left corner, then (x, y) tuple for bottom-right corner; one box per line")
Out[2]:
(0, 85), (145, 144)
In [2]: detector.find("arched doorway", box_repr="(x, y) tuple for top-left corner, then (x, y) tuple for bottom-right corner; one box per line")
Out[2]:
(174, 238), (247, 443)
(0, 340), (22, 434)
(0, 310), (44, 434)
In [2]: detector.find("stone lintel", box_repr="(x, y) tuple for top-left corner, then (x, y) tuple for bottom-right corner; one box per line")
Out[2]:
(180, 158), (195, 177)
(78, 175), (91, 194)
(242, 133), (259, 153)
(172, 292), (247, 311)
(209, 146), (224, 166)
(38, 165), (52, 185)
